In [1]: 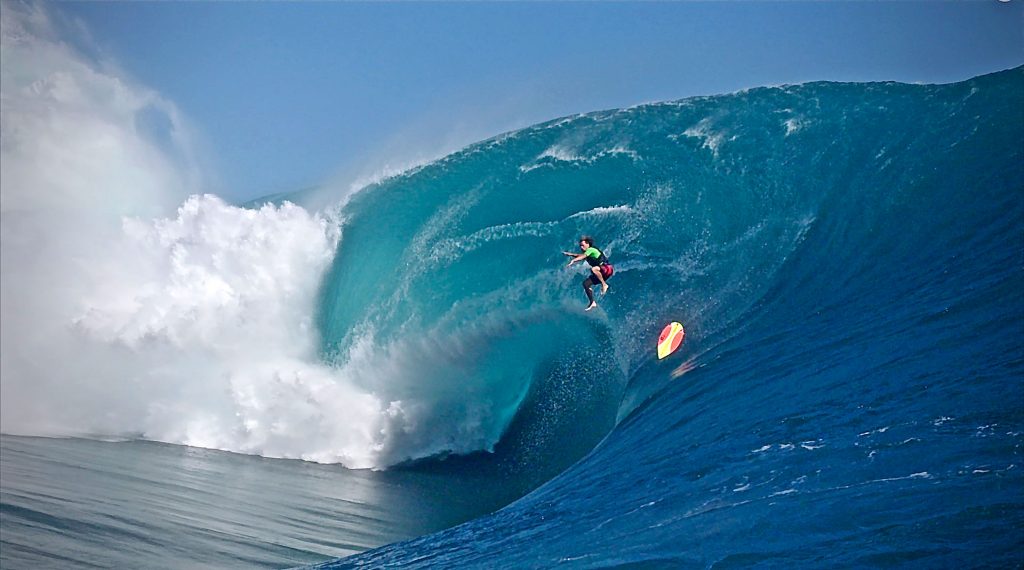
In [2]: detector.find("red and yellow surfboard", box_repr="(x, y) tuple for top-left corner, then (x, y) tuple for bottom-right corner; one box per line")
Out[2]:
(657, 322), (685, 359)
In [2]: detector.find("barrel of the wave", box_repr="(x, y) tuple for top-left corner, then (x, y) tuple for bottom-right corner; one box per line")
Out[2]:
(657, 322), (685, 359)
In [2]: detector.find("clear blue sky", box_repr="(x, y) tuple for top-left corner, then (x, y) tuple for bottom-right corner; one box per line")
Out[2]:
(49, 1), (1023, 202)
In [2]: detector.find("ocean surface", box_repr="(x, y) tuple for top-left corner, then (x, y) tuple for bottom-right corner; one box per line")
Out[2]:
(0, 435), (528, 568)
(2, 68), (1022, 568)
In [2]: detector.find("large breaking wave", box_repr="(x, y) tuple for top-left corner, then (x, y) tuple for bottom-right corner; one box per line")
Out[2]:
(3, 16), (1022, 558)
(309, 68), (1022, 566)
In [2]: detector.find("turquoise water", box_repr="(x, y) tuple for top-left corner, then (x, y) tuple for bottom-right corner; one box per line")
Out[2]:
(311, 68), (1023, 566)
(2, 68), (1022, 568)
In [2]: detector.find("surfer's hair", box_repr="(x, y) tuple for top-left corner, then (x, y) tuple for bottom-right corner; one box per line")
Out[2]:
(580, 235), (595, 247)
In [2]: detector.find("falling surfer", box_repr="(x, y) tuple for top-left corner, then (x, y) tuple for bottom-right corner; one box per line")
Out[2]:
(564, 235), (614, 311)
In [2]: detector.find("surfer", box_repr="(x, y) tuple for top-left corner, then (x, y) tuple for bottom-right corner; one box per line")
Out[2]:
(564, 235), (614, 311)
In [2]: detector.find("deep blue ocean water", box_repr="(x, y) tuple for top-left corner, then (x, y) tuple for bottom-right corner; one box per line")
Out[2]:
(2, 68), (1022, 568)
(310, 68), (1023, 567)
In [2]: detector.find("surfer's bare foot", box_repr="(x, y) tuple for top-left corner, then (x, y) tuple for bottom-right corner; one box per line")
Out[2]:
(601, 283), (609, 295)
(585, 302), (597, 311)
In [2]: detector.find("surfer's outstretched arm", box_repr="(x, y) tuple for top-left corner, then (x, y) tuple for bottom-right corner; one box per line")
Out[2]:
(565, 252), (588, 266)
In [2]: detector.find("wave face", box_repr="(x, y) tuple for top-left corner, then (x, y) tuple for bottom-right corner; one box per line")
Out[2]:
(312, 68), (1024, 566)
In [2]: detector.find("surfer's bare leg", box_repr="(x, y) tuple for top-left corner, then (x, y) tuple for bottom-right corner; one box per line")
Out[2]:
(583, 279), (597, 311)
(591, 266), (610, 295)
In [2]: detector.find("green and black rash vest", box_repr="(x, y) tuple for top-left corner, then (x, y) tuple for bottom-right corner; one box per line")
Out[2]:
(583, 247), (609, 267)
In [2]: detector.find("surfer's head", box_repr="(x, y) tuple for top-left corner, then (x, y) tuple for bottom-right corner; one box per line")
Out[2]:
(580, 236), (594, 249)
